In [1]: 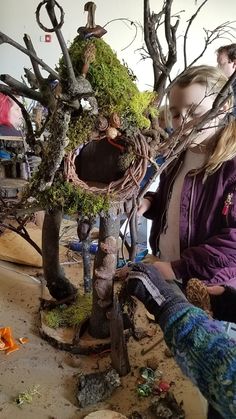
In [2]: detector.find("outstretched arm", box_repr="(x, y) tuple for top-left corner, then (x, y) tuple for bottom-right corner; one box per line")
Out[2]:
(162, 305), (236, 419)
(126, 263), (236, 419)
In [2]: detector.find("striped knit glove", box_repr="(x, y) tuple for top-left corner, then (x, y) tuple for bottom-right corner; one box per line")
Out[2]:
(126, 263), (189, 329)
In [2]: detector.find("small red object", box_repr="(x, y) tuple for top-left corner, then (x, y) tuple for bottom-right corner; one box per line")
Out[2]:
(222, 205), (229, 216)
(45, 34), (51, 43)
(222, 193), (233, 216)
(158, 381), (170, 392)
(107, 138), (124, 152)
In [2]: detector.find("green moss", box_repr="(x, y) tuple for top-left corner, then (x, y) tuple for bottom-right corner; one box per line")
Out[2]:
(24, 176), (110, 217)
(118, 148), (136, 171)
(66, 114), (95, 150)
(36, 179), (110, 216)
(59, 37), (157, 136)
(15, 385), (40, 407)
(44, 293), (92, 329)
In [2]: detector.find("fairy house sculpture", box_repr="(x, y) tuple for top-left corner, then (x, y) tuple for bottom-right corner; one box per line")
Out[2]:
(1, 0), (231, 372)
(58, 9), (158, 341)
(0, 0), (158, 363)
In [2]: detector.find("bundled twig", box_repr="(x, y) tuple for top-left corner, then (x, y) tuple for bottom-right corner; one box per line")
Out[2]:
(143, 0), (179, 103)
(64, 133), (149, 204)
(138, 68), (236, 201)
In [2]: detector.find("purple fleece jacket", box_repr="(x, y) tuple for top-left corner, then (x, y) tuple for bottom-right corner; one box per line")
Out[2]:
(144, 152), (236, 287)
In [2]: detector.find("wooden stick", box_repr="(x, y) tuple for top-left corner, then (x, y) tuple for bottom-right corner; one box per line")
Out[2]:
(141, 336), (164, 355)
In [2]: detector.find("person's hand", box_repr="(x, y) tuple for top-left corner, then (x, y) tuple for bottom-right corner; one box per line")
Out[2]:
(137, 198), (152, 217)
(207, 285), (225, 296)
(153, 261), (175, 280)
(126, 263), (168, 317)
(125, 263), (187, 322)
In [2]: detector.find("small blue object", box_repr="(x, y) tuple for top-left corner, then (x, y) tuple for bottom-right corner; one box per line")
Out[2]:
(68, 241), (98, 254)
(135, 248), (148, 262)
(117, 248), (148, 268)
(69, 240), (148, 262)
(0, 149), (12, 160)
(90, 243), (98, 254)
(117, 259), (127, 268)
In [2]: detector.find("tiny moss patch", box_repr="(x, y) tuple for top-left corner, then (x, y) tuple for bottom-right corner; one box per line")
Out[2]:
(67, 113), (96, 151)
(44, 294), (92, 329)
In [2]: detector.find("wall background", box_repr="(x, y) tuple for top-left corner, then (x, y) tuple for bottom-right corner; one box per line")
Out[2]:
(1, 0), (236, 91)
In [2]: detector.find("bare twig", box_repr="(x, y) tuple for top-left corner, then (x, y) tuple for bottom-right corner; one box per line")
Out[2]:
(103, 18), (139, 52)
(36, 0), (64, 32)
(143, 0), (179, 103)
(129, 199), (138, 261)
(138, 69), (236, 200)
(0, 31), (58, 79)
(44, 0), (77, 91)
(189, 21), (236, 68)
(0, 75), (43, 103)
(0, 222), (42, 256)
(183, 0), (208, 69)
(141, 336), (164, 355)
(23, 34), (44, 83)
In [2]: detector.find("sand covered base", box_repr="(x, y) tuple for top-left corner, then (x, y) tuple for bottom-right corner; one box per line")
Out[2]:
(0, 258), (206, 419)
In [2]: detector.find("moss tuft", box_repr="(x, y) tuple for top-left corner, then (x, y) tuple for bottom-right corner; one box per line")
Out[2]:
(44, 293), (92, 329)
(24, 176), (110, 217)
(118, 148), (136, 171)
(59, 37), (157, 140)
(66, 114), (96, 151)
(42, 180), (110, 216)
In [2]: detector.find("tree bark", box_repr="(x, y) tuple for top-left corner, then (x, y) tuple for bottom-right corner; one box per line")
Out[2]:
(129, 209), (138, 261)
(110, 296), (130, 376)
(81, 237), (92, 293)
(89, 213), (120, 338)
(42, 208), (77, 300)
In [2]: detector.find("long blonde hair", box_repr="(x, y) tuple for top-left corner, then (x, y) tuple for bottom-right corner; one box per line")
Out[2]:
(173, 65), (236, 175)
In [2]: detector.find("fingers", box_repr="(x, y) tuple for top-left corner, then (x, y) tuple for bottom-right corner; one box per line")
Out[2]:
(152, 261), (175, 280)
(137, 198), (152, 216)
(207, 285), (225, 296)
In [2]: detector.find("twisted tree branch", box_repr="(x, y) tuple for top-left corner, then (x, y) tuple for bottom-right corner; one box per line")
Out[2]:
(23, 34), (44, 83)
(0, 74), (44, 103)
(183, 0), (208, 69)
(0, 31), (59, 79)
(0, 222), (42, 256)
(44, 0), (78, 90)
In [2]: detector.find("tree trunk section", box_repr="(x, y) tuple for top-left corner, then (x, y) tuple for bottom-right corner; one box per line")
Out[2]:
(82, 237), (92, 293)
(129, 210), (138, 261)
(42, 208), (77, 300)
(89, 213), (120, 338)
(110, 296), (130, 376)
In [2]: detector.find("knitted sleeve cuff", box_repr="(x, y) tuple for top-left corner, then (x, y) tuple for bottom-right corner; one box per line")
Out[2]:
(158, 298), (191, 330)
(157, 281), (190, 330)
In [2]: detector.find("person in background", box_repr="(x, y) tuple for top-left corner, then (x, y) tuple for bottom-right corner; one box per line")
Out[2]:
(216, 43), (236, 115)
(0, 92), (24, 173)
(126, 262), (236, 419)
(138, 65), (236, 289)
(0, 93), (23, 136)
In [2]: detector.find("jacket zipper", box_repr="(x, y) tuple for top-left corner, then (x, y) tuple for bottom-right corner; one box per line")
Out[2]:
(188, 175), (196, 247)
(155, 160), (183, 254)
